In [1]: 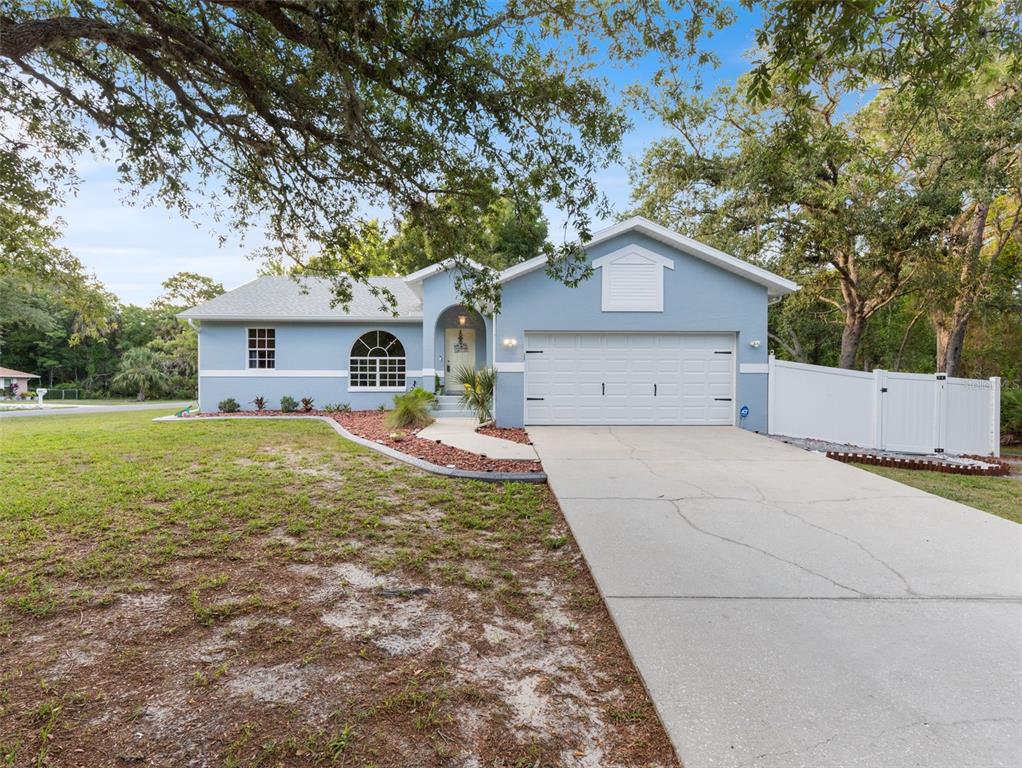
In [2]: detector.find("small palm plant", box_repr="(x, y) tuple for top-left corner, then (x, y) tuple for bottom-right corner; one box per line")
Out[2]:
(112, 347), (170, 401)
(454, 365), (496, 423)
(387, 387), (436, 429)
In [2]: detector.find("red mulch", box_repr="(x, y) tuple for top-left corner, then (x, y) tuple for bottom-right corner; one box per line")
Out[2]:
(189, 410), (544, 475)
(476, 423), (532, 445)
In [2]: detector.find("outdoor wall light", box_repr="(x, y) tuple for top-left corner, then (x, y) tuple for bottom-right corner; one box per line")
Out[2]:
(749, 339), (761, 348)
(503, 337), (518, 348)
(457, 314), (468, 326)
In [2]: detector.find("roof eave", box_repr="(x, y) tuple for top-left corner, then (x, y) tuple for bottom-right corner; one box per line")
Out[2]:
(176, 314), (423, 323)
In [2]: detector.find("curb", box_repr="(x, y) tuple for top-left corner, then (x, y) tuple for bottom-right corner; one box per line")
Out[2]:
(826, 450), (1011, 477)
(155, 414), (547, 484)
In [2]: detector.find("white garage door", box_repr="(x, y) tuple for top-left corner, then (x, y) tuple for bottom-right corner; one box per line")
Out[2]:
(524, 333), (735, 425)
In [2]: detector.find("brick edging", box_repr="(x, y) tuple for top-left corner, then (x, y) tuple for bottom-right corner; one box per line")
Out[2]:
(154, 414), (547, 484)
(826, 451), (1011, 477)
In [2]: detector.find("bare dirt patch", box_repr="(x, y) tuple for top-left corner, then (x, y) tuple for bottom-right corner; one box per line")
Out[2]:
(1, 412), (677, 767)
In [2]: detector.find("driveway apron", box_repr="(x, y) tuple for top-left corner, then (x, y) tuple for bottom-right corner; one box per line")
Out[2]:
(529, 426), (1022, 768)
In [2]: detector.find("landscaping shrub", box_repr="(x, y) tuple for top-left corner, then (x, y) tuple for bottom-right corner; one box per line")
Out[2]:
(301, 397), (315, 412)
(386, 387), (436, 429)
(1002, 386), (1022, 443)
(218, 397), (240, 413)
(279, 395), (298, 413)
(252, 395), (266, 411)
(339, 402), (352, 413)
(455, 365), (497, 423)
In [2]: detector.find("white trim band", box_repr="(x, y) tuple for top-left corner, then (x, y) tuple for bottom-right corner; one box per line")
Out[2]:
(202, 369), (347, 377)
(494, 362), (525, 372)
(740, 363), (769, 374)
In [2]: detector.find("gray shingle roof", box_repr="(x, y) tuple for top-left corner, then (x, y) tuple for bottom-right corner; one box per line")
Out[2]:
(178, 276), (422, 321)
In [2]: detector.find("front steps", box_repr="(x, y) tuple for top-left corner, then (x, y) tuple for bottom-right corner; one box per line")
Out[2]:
(430, 394), (477, 420)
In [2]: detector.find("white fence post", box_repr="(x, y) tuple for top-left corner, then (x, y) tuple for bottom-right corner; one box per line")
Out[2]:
(933, 373), (948, 454)
(990, 376), (1001, 457)
(871, 369), (886, 450)
(767, 354), (776, 435)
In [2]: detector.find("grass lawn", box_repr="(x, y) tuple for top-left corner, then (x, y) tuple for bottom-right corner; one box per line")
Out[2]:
(43, 398), (190, 405)
(0, 411), (675, 767)
(858, 463), (1022, 525)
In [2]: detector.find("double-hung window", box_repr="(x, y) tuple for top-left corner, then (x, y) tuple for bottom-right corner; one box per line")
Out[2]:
(247, 328), (275, 369)
(349, 331), (405, 390)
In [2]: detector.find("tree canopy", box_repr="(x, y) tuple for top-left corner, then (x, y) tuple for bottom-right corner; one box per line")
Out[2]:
(0, 0), (733, 310)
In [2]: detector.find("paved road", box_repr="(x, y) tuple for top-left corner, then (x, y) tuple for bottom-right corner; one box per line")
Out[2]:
(0, 401), (190, 419)
(529, 426), (1022, 768)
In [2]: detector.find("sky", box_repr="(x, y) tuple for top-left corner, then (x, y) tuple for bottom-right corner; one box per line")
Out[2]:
(54, 4), (761, 306)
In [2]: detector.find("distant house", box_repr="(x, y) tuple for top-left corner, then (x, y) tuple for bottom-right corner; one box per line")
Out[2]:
(180, 217), (798, 430)
(0, 367), (40, 397)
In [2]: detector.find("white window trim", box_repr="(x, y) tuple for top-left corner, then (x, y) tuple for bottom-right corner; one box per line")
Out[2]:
(246, 327), (276, 370)
(592, 244), (675, 312)
(347, 355), (407, 392)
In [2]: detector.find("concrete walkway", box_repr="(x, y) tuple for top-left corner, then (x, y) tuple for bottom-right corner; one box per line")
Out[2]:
(529, 425), (1022, 768)
(417, 417), (538, 460)
(0, 401), (190, 419)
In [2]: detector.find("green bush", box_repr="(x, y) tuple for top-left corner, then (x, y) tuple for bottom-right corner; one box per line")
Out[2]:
(279, 395), (298, 413)
(1002, 386), (1022, 439)
(386, 387), (436, 429)
(218, 397), (240, 413)
(454, 365), (497, 423)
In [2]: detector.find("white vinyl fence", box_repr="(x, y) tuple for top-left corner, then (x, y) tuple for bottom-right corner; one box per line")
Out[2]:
(767, 356), (1001, 456)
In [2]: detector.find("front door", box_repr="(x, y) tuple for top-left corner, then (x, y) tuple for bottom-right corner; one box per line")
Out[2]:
(444, 328), (476, 393)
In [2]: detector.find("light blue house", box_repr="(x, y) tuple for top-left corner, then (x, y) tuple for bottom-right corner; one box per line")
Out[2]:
(180, 217), (798, 431)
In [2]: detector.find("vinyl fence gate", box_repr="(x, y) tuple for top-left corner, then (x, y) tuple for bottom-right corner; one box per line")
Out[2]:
(767, 356), (1001, 456)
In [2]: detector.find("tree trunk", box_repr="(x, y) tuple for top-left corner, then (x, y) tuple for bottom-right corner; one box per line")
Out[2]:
(838, 313), (865, 369)
(137, 387), (146, 401)
(935, 316), (969, 376)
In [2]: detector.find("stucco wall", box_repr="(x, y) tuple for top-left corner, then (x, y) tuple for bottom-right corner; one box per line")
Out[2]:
(420, 270), (493, 384)
(492, 231), (770, 431)
(197, 321), (426, 411)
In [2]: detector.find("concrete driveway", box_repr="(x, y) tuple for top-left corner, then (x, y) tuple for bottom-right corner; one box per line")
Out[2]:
(529, 426), (1022, 768)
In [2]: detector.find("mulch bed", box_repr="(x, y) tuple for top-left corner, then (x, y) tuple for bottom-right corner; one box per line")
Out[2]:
(476, 423), (532, 445)
(189, 409), (544, 475)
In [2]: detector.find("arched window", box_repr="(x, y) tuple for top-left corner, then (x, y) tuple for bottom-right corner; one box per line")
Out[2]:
(349, 330), (406, 390)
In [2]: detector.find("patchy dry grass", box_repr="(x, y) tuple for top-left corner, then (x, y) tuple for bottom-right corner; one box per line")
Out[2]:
(0, 412), (677, 767)
(858, 463), (1022, 524)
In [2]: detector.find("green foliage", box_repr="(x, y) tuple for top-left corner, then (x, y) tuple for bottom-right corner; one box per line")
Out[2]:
(279, 395), (298, 413)
(153, 272), (225, 309)
(0, 0), (723, 311)
(454, 366), (496, 423)
(218, 398), (240, 414)
(747, 1), (1021, 105)
(386, 388), (436, 430)
(111, 347), (170, 401)
(1002, 387), (1022, 439)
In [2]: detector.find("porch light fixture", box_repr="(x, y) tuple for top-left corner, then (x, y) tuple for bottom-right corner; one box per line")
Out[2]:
(502, 337), (518, 348)
(457, 314), (468, 327)
(749, 339), (761, 348)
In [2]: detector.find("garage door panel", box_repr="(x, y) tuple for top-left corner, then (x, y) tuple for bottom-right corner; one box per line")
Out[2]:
(524, 333), (734, 425)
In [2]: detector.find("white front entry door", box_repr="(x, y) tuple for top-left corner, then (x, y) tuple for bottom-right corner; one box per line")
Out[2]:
(524, 332), (735, 425)
(444, 328), (476, 394)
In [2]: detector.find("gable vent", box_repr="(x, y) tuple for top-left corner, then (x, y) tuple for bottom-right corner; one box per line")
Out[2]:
(594, 247), (675, 312)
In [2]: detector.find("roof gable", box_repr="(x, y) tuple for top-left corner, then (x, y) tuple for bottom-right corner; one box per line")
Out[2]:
(498, 216), (798, 297)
